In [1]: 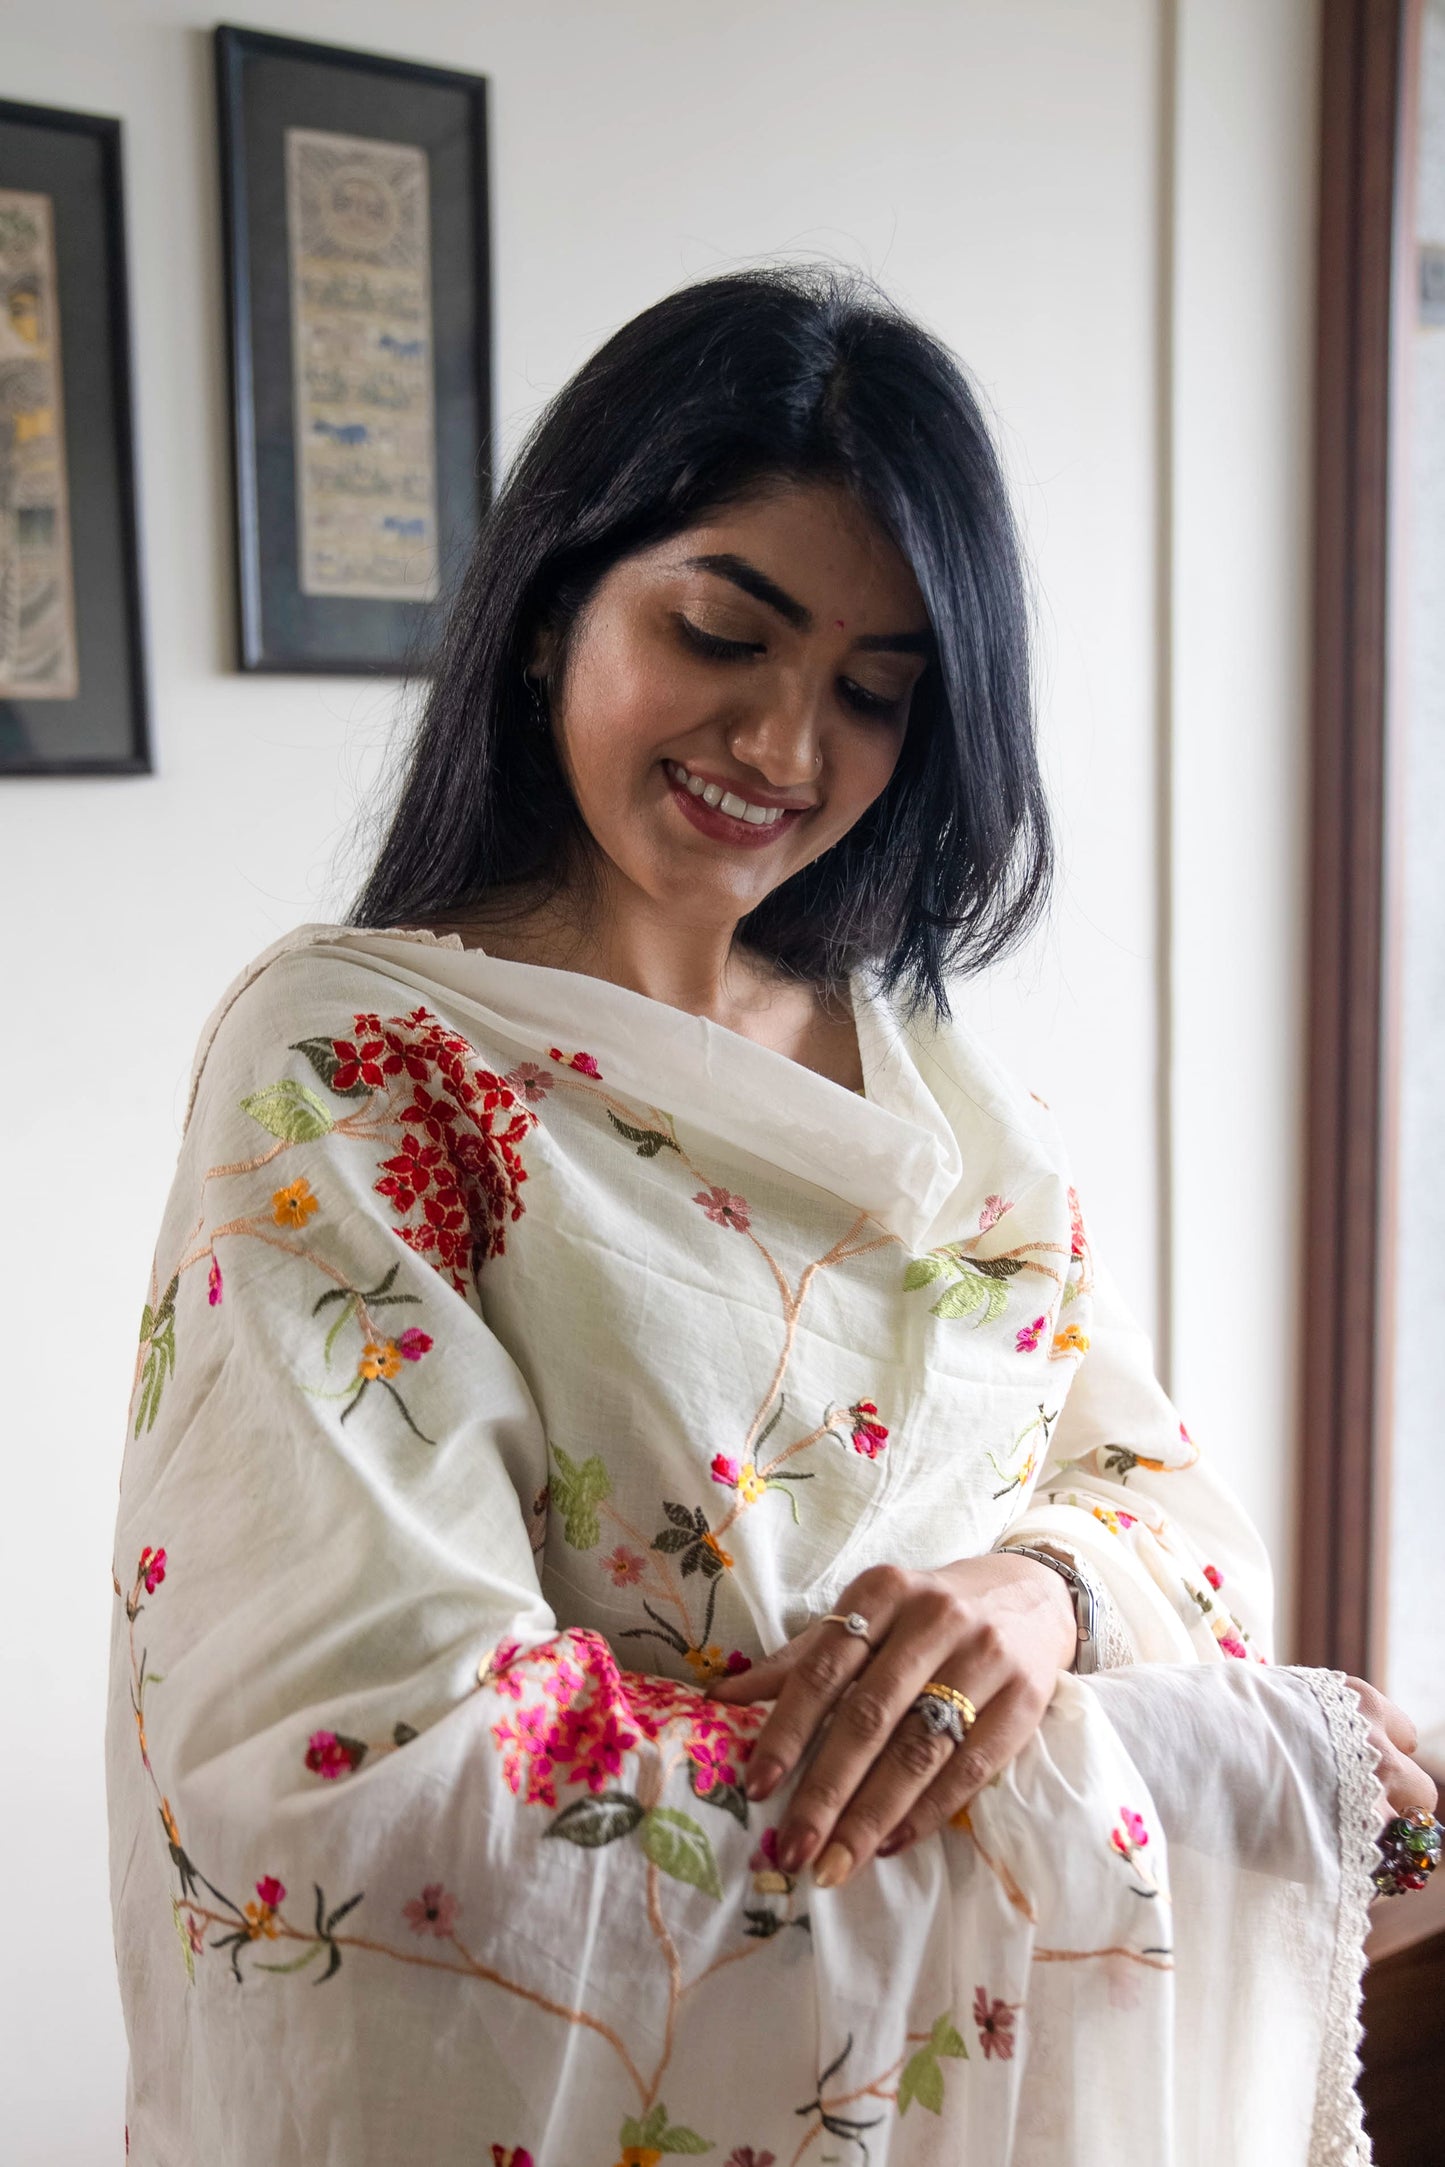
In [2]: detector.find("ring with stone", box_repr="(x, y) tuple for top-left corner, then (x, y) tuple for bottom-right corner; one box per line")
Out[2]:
(908, 1681), (978, 1749)
(820, 1610), (874, 1648)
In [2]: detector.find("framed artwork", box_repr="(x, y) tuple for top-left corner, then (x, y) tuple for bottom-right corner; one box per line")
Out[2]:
(0, 98), (150, 775)
(215, 26), (493, 674)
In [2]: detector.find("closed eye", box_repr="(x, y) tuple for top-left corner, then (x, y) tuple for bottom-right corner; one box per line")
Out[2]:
(674, 614), (909, 720)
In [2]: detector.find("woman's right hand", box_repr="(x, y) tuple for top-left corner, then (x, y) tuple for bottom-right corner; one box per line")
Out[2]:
(1344, 1674), (1439, 1821)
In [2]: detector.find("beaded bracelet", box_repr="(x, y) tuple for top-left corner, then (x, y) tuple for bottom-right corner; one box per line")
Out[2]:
(1372, 1809), (1441, 1898)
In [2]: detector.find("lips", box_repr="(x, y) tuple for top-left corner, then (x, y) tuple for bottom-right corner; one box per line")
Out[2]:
(662, 762), (810, 847)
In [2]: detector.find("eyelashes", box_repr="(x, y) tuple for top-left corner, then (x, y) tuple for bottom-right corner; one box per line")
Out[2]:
(673, 614), (906, 720)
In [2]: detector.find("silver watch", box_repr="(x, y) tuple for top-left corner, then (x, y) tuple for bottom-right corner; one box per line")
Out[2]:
(997, 1543), (1101, 1674)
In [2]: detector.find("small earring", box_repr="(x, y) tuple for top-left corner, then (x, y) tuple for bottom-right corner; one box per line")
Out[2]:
(522, 666), (550, 729)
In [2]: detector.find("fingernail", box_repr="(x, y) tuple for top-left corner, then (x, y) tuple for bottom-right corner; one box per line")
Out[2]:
(745, 1758), (781, 1801)
(812, 1840), (852, 1888)
(776, 1824), (814, 1872)
(877, 1826), (912, 1857)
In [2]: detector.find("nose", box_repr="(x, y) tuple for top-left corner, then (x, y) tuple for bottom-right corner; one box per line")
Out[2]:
(726, 686), (825, 786)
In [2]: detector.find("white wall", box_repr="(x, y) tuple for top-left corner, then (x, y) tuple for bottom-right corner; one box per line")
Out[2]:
(0, 2), (1318, 2155)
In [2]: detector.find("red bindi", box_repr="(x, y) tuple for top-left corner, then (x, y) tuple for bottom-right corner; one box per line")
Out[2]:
(835, 618), (845, 629)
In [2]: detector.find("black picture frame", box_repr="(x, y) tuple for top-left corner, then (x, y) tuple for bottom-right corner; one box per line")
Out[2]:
(215, 25), (493, 675)
(0, 98), (150, 776)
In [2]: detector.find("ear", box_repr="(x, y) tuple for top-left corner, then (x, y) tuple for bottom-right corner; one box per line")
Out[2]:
(525, 622), (557, 683)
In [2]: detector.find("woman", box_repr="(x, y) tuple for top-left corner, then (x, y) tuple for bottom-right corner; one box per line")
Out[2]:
(108, 265), (1436, 2166)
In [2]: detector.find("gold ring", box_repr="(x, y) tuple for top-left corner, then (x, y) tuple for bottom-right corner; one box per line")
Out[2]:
(919, 1681), (977, 1728)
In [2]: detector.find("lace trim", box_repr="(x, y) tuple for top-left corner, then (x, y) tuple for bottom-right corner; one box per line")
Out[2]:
(1095, 1582), (1136, 1669)
(1301, 1667), (1388, 2166)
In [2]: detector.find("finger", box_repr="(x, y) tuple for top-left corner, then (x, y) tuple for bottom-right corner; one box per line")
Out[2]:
(779, 1602), (1009, 1877)
(1345, 1676), (1420, 1760)
(704, 1650), (792, 1701)
(739, 1617), (876, 1807)
(1375, 1743), (1439, 1821)
(874, 1675), (1049, 1859)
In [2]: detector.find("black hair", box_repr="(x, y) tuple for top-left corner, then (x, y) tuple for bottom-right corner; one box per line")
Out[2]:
(349, 260), (1051, 1028)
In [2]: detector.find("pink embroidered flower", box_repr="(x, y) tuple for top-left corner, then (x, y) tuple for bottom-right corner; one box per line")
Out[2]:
(304, 1729), (364, 1781)
(750, 1824), (781, 1872)
(1179, 1418), (1193, 1446)
(1218, 1634), (1249, 1660)
(979, 1193), (1013, 1230)
(137, 1545), (166, 1595)
(207, 1255), (223, 1307)
(601, 1544), (645, 1586)
(1015, 1314), (1047, 1354)
(254, 1874), (286, 1910)
(490, 2148), (535, 2167)
(403, 1881), (460, 1937)
(973, 1984), (1018, 2059)
(711, 1452), (740, 1486)
(1067, 1185), (1087, 1258)
(847, 1398), (889, 1458)
(397, 1327), (433, 1362)
(725, 2148), (777, 2166)
(502, 1061), (554, 1103)
(1203, 1562), (1222, 1590)
(693, 1183), (751, 1232)
(184, 1911), (206, 1956)
(547, 1045), (601, 1078)
(1110, 1806), (1149, 1857)
(725, 1648), (752, 1673)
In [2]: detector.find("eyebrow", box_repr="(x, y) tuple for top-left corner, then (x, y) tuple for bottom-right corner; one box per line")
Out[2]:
(680, 552), (934, 655)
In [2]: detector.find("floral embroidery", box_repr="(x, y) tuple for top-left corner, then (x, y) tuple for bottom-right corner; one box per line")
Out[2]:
(603, 1544), (646, 1586)
(1091, 1505), (1137, 1537)
(1051, 1324), (1090, 1358)
(972, 1985), (1019, 2060)
(989, 1403), (1056, 1502)
(1110, 1806), (1149, 1858)
(548, 1045), (602, 1078)
(360, 1338), (402, 1381)
(502, 1060), (553, 1103)
(845, 1398), (888, 1458)
(305, 1730), (367, 1781)
(403, 1882), (460, 1937)
(693, 1182), (751, 1232)
(896, 2011), (971, 2112)
(1203, 1561), (1222, 1589)
(490, 2148), (534, 2167)
(206, 1254), (223, 1306)
(979, 1193), (1013, 1230)
(1015, 1313), (1047, 1353)
(272, 1177), (320, 1229)
(138, 1544), (167, 1595)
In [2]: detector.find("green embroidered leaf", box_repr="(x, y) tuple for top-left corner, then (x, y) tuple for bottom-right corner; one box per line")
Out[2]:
(898, 2044), (945, 2115)
(1061, 1275), (1080, 1306)
(930, 2012), (968, 2058)
(620, 2102), (672, 2149)
(171, 1900), (196, 1984)
(663, 1499), (699, 1530)
(659, 2126), (712, 2155)
(323, 1891), (364, 1934)
(764, 1478), (803, 1527)
(973, 1255), (1025, 1281)
(240, 1079), (335, 1142)
(640, 1806), (723, 1898)
(545, 1791), (645, 1848)
(392, 1721), (418, 1747)
(931, 1272), (988, 1320)
(135, 1283), (179, 1437)
(903, 1253), (948, 1289)
(606, 1109), (679, 1157)
(254, 1942), (324, 1975)
(652, 1526), (695, 1554)
(547, 1442), (612, 1548)
(289, 1036), (373, 1099)
(755, 1394), (786, 1448)
(690, 1773), (748, 1825)
(979, 1277), (1011, 1325)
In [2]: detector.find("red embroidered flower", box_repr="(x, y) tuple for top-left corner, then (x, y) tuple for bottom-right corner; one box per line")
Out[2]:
(1203, 1562), (1223, 1590)
(489, 2147), (535, 2167)
(547, 1046), (602, 1078)
(973, 1984), (1018, 2059)
(403, 1881), (460, 1937)
(847, 1398), (889, 1458)
(207, 1255), (223, 1307)
(329, 1036), (389, 1092)
(711, 1452), (740, 1486)
(1067, 1185), (1087, 1259)
(363, 1009), (539, 1292)
(725, 1648), (752, 1673)
(304, 1729), (364, 1781)
(254, 1874), (286, 1910)
(693, 1184), (751, 1232)
(1110, 1806), (1149, 1856)
(137, 1545), (166, 1594)
(1015, 1314), (1047, 1354)
(397, 1328), (433, 1362)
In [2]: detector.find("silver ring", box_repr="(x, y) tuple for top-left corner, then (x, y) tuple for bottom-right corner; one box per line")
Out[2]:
(820, 1609), (874, 1647)
(909, 1692), (966, 1747)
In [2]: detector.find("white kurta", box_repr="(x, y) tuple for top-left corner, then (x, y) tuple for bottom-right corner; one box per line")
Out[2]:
(107, 925), (1386, 2166)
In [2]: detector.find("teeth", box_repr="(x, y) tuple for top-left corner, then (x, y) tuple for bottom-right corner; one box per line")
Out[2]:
(668, 761), (790, 826)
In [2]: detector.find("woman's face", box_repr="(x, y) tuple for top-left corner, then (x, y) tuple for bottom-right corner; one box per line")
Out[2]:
(533, 480), (933, 935)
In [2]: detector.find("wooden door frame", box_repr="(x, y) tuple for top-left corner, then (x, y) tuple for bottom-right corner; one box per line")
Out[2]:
(1298, 0), (1422, 1679)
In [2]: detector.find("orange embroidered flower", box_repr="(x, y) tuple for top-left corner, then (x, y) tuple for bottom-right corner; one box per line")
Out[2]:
(616, 2147), (663, 2166)
(684, 1643), (728, 1681)
(359, 1338), (402, 1381)
(272, 1177), (319, 1228)
(1052, 1324), (1090, 1357)
(700, 1530), (733, 1569)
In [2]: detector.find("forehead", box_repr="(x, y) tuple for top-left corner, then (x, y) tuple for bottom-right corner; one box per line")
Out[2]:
(653, 481), (926, 620)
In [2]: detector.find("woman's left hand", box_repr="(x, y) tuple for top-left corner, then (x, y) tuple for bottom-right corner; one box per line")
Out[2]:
(704, 1550), (1078, 1888)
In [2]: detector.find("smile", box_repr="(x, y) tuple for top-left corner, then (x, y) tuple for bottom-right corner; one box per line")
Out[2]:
(662, 759), (810, 828)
